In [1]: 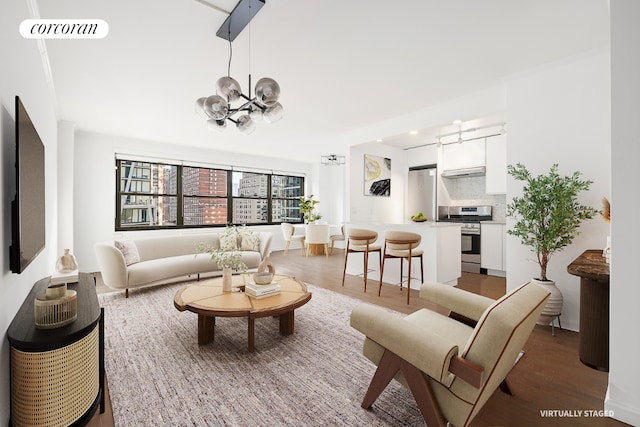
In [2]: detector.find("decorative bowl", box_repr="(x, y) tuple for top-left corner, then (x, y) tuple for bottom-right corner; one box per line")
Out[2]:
(253, 272), (274, 285)
(411, 217), (427, 222)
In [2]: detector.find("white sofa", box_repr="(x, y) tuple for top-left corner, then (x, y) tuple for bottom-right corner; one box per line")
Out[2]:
(94, 232), (272, 297)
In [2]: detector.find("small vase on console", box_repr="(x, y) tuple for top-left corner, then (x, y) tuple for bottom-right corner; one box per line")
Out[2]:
(55, 249), (78, 273)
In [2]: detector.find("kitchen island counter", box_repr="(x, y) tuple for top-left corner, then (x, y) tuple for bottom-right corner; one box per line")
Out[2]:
(344, 222), (461, 289)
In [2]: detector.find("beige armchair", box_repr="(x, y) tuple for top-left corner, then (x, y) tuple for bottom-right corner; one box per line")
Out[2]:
(350, 282), (550, 427)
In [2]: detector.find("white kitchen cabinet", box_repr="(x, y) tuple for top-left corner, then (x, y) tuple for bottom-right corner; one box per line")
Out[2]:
(441, 139), (485, 171)
(481, 222), (506, 275)
(407, 145), (438, 167)
(485, 134), (507, 194)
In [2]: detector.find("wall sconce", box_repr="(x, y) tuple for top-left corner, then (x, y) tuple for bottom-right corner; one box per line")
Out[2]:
(321, 155), (345, 166)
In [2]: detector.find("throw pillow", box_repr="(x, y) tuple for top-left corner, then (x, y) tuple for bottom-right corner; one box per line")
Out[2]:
(240, 230), (260, 252)
(114, 240), (140, 266)
(219, 226), (239, 251)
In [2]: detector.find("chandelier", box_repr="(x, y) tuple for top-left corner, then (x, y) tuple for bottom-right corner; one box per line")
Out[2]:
(195, 0), (282, 135)
(321, 155), (345, 166)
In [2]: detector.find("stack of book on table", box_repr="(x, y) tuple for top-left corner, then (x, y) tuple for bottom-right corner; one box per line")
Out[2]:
(245, 282), (281, 299)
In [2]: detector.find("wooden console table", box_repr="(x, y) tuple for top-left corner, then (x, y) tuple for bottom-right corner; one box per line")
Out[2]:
(567, 249), (610, 372)
(7, 274), (104, 426)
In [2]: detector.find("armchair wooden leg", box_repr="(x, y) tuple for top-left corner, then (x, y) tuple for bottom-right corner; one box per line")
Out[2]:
(499, 379), (514, 395)
(361, 350), (447, 427)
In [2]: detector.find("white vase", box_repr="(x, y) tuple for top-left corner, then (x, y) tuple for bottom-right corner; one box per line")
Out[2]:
(532, 278), (563, 326)
(222, 267), (233, 292)
(55, 249), (78, 273)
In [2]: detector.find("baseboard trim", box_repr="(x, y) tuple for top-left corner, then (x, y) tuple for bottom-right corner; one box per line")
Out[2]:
(605, 385), (640, 426)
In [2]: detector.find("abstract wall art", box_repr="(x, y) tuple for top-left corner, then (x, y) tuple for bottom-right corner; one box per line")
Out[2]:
(364, 154), (391, 197)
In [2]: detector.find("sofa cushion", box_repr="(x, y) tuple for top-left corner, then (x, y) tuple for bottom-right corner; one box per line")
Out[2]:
(114, 240), (140, 266)
(219, 227), (239, 251)
(240, 230), (260, 251)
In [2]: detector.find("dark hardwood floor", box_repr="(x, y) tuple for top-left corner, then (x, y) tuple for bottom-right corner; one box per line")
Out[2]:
(90, 248), (628, 427)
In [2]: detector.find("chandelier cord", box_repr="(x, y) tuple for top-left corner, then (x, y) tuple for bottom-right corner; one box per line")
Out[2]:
(227, 38), (232, 78)
(227, 14), (232, 78)
(248, 3), (251, 98)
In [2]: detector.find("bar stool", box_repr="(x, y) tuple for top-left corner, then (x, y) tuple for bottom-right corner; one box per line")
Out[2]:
(341, 228), (381, 292)
(378, 230), (424, 304)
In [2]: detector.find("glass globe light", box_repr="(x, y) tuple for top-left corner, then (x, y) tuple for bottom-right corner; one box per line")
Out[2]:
(194, 97), (208, 119)
(263, 102), (284, 123)
(207, 119), (226, 132)
(254, 77), (280, 107)
(236, 115), (256, 135)
(216, 76), (242, 102)
(203, 95), (228, 120)
(249, 105), (263, 121)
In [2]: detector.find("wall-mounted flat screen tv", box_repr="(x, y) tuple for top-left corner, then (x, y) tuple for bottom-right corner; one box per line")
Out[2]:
(10, 96), (46, 274)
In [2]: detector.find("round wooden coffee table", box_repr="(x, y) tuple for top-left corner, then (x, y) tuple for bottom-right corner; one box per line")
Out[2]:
(174, 274), (311, 352)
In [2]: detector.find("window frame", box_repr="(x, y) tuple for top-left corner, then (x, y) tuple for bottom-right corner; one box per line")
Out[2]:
(115, 159), (305, 231)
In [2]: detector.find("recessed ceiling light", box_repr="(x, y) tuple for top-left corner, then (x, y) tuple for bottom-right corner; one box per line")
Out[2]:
(409, 130), (419, 135)
(376, 138), (383, 142)
(452, 119), (462, 125)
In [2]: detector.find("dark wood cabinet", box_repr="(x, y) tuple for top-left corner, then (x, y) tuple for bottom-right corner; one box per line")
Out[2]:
(567, 249), (610, 372)
(7, 273), (104, 427)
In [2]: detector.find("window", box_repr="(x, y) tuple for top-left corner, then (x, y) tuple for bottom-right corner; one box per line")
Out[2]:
(115, 159), (304, 230)
(271, 175), (303, 222)
(118, 161), (178, 228)
(183, 167), (228, 226)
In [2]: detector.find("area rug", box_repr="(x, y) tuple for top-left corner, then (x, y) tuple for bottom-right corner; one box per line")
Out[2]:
(98, 283), (424, 426)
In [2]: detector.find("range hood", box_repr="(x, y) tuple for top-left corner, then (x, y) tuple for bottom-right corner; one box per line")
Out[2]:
(441, 166), (486, 178)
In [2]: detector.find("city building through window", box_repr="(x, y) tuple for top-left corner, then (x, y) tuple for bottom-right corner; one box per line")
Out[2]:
(116, 159), (304, 230)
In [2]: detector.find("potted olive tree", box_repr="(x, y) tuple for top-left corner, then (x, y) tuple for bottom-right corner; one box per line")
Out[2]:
(506, 163), (599, 325)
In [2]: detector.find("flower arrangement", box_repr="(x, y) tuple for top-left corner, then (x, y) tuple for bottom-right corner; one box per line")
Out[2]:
(197, 242), (247, 272)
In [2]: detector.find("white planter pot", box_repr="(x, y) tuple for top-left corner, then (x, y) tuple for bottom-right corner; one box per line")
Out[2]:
(532, 278), (563, 326)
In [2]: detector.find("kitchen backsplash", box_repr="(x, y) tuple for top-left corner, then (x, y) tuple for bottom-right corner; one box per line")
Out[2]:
(442, 176), (507, 221)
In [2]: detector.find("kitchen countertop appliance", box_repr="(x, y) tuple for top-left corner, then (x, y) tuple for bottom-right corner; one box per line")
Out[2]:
(438, 206), (492, 273)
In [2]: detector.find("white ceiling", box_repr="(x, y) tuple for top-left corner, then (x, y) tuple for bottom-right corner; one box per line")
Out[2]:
(36, 0), (609, 163)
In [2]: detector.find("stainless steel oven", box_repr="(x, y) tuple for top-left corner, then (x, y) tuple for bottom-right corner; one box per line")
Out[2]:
(461, 223), (482, 273)
(439, 206), (492, 274)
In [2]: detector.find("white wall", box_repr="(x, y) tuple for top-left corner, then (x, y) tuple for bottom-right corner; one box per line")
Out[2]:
(0, 1), (60, 423)
(72, 130), (314, 272)
(348, 141), (407, 224)
(505, 50), (611, 332)
(318, 162), (345, 225)
(606, 1), (640, 424)
(57, 120), (75, 253)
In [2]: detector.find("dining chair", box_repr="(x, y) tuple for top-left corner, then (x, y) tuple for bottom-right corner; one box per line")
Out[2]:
(378, 230), (424, 304)
(305, 224), (330, 258)
(281, 223), (305, 255)
(329, 224), (345, 255)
